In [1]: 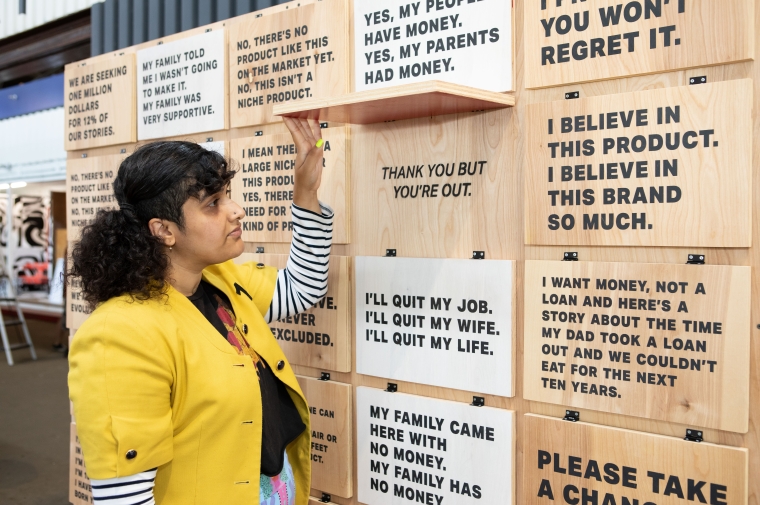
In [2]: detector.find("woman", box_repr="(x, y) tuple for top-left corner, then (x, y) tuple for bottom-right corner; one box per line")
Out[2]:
(68, 118), (330, 505)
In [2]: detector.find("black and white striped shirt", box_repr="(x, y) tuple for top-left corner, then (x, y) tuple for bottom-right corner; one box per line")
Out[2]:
(87, 202), (333, 505)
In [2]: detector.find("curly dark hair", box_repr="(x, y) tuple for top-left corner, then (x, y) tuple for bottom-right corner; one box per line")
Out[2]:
(68, 141), (235, 307)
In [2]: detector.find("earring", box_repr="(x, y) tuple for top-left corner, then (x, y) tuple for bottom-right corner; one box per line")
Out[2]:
(169, 246), (173, 252)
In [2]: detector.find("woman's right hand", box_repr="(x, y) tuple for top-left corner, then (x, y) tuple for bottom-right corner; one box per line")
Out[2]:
(283, 117), (323, 214)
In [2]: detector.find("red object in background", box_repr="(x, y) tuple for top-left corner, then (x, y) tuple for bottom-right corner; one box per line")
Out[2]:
(19, 262), (49, 286)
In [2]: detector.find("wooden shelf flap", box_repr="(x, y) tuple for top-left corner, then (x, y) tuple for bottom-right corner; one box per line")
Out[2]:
(273, 81), (515, 124)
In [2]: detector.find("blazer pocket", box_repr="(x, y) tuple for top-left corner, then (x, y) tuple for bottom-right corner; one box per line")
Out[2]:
(111, 413), (174, 477)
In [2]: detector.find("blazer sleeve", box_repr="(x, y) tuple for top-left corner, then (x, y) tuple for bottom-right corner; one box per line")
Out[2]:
(68, 308), (175, 480)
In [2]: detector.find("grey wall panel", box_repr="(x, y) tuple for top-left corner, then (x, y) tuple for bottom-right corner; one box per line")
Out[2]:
(91, 1), (104, 56)
(117, 0), (133, 49)
(181, 0), (198, 31)
(234, 0), (252, 16)
(88, 0), (283, 55)
(148, 0), (163, 40)
(198, 0), (215, 26)
(103, 0), (118, 53)
(133, 0), (149, 44)
(163, 0), (180, 36)
(216, 0), (233, 21)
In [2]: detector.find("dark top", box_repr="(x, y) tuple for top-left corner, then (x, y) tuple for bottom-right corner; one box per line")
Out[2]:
(188, 280), (306, 477)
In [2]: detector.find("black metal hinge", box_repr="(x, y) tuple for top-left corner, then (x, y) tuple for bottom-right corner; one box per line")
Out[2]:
(686, 254), (705, 265)
(563, 252), (578, 261)
(386, 382), (398, 393)
(684, 429), (703, 442)
(563, 410), (580, 422)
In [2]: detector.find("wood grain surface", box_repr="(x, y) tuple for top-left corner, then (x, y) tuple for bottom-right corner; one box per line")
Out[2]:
(297, 375), (354, 498)
(69, 423), (92, 505)
(65, 258), (89, 333)
(525, 80), (753, 247)
(523, 414), (748, 505)
(65, 154), (124, 333)
(524, 260), (751, 433)
(64, 54), (137, 151)
(229, 127), (349, 244)
(273, 81), (515, 124)
(525, 0), (754, 88)
(65, 154), (123, 242)
(228, 0), (350, 127)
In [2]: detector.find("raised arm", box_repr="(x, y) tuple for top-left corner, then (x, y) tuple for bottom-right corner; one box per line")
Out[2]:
(266, 117), (332, 322)
(265, 202), (333, 323)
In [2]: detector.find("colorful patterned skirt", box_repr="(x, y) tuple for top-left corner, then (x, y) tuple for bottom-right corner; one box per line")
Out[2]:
(259, 451), (296, 505)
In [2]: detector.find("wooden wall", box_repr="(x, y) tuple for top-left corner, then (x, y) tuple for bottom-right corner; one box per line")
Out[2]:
(65, 1), (760, 504)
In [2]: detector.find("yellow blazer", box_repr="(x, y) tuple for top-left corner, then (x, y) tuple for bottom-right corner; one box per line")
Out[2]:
(68, 260), (311, 504)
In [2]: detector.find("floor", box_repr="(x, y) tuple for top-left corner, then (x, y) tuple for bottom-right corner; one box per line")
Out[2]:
(0, 318), (70, 505)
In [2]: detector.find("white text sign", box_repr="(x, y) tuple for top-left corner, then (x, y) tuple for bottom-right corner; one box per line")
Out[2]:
(137, 30), (226, 140)
(357, 387), (515, 505)
(356, 256), (514, 396)
(354, 0), (512, 92)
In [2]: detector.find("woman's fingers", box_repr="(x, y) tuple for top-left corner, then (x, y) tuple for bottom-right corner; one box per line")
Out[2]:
(293, 136), (324, 192)
(283, 117), (316, 152)
(289, 116), (324, 211)
(294, 118), (315, 145)
(307, 118), (322, 143)
(301, 142), (324, 189)
(282, 117), (308, 147)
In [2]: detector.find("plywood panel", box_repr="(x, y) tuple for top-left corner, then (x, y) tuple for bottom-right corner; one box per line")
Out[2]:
(69, 423), (93, 505)
(350, 109), (519, 259)
(353, 0), (513, 92)
(309, 498), (338, 505)
(137, 28), (228, 139)
(66, 154), (123, 242)
(524, 0), (754, 88)
(355, 256), (515, 397)
(357, 386), (515, 505)
(523, 414), (748, 505)
(236, 253), (352, 372)
(296, 375), (353, 498)
(229, 127), (349, 243)
(525, 80), (752, 247)
(524, 260), (751, 433)
(64, 54), (137, 150)
(66, 265), (90, 332)
(228, 0), (350, 127)
(66, 154), (125, 332)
